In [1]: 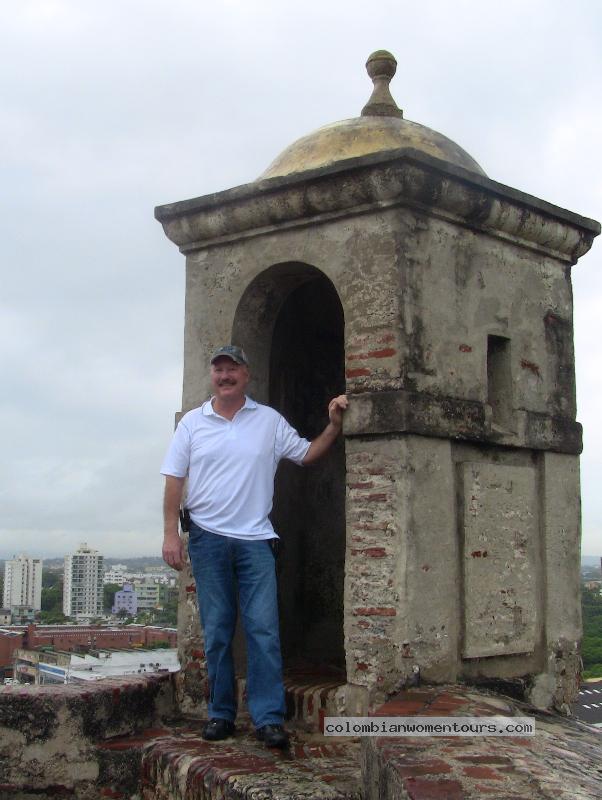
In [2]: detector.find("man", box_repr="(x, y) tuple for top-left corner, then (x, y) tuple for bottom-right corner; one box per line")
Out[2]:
(161, 345), (347, 749)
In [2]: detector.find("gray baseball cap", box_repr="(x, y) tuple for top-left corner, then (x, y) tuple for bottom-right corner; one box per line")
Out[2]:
(210, 345), (249, 365)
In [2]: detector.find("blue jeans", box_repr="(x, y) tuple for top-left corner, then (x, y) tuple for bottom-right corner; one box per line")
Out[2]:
(187, 522), (285, 728)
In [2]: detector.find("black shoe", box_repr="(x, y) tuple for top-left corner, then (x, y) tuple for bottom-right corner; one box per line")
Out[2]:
(202, 718), (235, 741)
(255, 724), (289, 749)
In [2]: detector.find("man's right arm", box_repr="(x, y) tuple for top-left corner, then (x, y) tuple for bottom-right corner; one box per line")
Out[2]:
(163, 475), (186, 570)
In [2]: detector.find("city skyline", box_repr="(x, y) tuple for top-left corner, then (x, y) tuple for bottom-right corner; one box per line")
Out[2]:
(1, 1), (601, 559)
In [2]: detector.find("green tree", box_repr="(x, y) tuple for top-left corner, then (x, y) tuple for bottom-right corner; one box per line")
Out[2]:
(42, 570), (61, 589)
(39, 609), (68, 624)
(41, 584), (63, 612)
(582, 586), (602, 678)
(153, 595), (178, 626)
(40, 567), (64, 619)
(103, 583), (122, 613)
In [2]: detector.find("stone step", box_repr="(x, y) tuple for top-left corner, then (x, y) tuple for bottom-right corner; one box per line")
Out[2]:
(101, 720), (361, 800)
(283, 666), (346, 731)
(235, 663), (347, 732)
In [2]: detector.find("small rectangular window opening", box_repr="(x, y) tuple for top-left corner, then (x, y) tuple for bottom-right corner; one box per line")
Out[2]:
(487, 335), (512, 427)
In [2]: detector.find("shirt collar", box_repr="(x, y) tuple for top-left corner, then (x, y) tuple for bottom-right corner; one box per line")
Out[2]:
(202, 395), (257, 416)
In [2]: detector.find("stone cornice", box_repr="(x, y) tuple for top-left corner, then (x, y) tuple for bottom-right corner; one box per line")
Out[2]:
(343, 389), (582, 454)
(155, 148), (600, 262)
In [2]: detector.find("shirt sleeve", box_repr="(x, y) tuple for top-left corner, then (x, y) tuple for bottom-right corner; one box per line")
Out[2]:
(160, 418), (192, 477)
(275, 415), (311, 465)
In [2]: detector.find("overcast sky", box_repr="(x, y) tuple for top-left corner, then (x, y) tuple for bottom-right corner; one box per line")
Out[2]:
(1, 0), (601, 560)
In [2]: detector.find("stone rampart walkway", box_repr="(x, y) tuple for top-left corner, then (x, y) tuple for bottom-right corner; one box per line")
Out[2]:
(2, 677), (602, 798)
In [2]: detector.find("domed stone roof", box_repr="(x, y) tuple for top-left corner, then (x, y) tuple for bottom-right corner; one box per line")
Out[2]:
(259, 50), (486, 180)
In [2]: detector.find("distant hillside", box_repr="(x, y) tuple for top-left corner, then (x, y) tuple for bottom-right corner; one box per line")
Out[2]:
(582, 555), (602, 567)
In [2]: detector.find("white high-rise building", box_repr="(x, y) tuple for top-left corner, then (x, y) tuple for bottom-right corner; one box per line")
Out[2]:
(63, 543), (104, 618)
(2, 554), (43, 611)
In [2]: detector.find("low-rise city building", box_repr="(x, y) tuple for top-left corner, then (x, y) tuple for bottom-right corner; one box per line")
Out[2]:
(14, 646), (179, 685)
(0, 623), (176, 682)
(103, 569), (127, 585)
(133, 581), (160, 610)
(112, 583), (138, 616)
(10, 606), (36, 625)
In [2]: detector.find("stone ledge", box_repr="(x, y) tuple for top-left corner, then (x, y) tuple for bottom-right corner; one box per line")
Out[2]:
(0, 674), (176, 799)
(362, 685), (602, 799)
(343, 389), (582, 454)
(139, 721), (361, 800)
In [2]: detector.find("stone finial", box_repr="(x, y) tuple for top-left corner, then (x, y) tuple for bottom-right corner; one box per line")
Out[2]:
(361, 50), (403, 118)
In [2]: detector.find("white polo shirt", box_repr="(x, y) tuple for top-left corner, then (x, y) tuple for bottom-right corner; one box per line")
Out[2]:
(160, 397), (311, 540)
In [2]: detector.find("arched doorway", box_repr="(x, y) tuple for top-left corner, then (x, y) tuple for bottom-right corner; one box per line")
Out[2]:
(232, 264), (345, 671)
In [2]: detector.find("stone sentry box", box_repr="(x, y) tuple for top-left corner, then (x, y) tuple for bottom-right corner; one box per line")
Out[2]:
(155, 51), (599, 715)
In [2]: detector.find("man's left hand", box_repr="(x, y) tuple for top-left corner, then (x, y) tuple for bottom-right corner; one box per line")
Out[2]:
(328, 394), (348, 429)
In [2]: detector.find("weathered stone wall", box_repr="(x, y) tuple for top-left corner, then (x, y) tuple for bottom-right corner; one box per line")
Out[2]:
(0, 674), (174, 799)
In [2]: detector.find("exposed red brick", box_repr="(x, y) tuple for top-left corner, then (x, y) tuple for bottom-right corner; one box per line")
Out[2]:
(461, 765), (503, 780)
(356, 662), (369, 671)
(520, 358), (541, 377)
(456, 755), (512, 765)
(459, 344), (472, 352)
(365, 493), (389, 502)
(346, 367), (371, 378)
(348, 347), (397, 360)
(350, 547), (388, 558)
(397, 760), (453, 777)
(191, 649), (205, 659)
(348, 481), (374, 489)
(185, 584), (197, 593)
(99, 729), (172, 750)
(430, 694), (467, 706)
(353, 607), (396, 616)
(429, 703), (469, 714)
(370, 348), (396, 358)
(405, 777), (465, 799)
